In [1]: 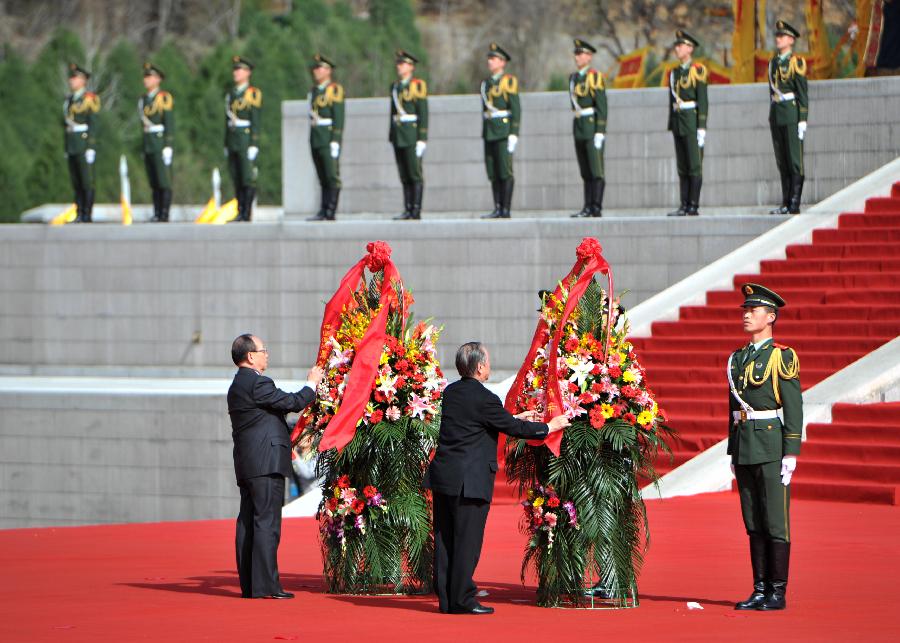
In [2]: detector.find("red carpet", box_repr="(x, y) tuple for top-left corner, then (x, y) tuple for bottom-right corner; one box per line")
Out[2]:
(1, 494), (897, 642)
(632, 182), (900, 482)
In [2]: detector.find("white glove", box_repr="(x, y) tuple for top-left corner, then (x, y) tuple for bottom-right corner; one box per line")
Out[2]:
(85, 148), (96, 165)
(593, 133), (605, 149)
(162, 147), (173, 166)
(415, 140), (427, 158)
(780, 456), (797, 486)
(697, 128), (706, 148)
(507, 134), (518, 154)
(247, 146), (258, 162)
(330, 141), (340, 159)
(798, 121), (807, 141)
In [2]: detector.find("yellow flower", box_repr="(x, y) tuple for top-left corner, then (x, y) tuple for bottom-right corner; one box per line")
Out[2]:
(637, 410), (654, 426)
(600, 403), (614, 419)
(531, 376), (542, 388)
(622, 370), (637, 383)
(333, 486), (342, 499)
(532, 497), (545, 508)
(379, 351), (390, 365)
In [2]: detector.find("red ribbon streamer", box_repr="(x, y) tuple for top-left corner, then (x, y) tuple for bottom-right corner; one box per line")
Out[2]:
(291, 241), (401, 453)
(504, 238), (613, 456)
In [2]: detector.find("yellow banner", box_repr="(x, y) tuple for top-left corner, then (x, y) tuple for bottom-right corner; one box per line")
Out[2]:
(49, 204), (77, 226)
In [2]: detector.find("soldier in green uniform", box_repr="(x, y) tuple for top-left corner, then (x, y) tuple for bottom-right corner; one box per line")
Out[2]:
(480, 43), (521, 219)
(728, 283), (802, 612)
(666, 31), (708, 217)
(224, 56), (262, 222)
(390, 50), (429, 221)
(768, 21), (809, 215)
(63, 63), (100, 223)
(307, 54), (345, 222)
(139, 62), (174, 222)
(569, 39), (608, 218)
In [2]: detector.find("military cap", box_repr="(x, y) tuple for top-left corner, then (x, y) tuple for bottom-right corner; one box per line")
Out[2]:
(573, 39), (597, 54)
(487, 42), (511, 62)
(143, 62), (165, 79)
(311, 53), (336, 69)
(775, 20), (800, 39)
(674, 30), (700, 48)
(740, 283), (786, 309)
(232, 55), (254, 71)
(395, 49), (418, 65)
(68, 63), (90, 79)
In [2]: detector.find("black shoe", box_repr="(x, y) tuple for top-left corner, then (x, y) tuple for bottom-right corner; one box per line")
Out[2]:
(452, 603), (494, 615)
(264, 591), (295, 599)
(584, 582), (614, 599)
(769, 205), (789, 214)
(735, 534), (769, 610)
(667, 206), (687, 217)
(307, 210), (328, 221)
(735, 582), (768, 610)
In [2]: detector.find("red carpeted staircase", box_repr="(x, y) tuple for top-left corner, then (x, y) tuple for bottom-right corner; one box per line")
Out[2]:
(631, 181), (900, 481)
(795, 402), (900, 505)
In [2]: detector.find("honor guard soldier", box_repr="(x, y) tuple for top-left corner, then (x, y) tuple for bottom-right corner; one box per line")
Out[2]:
(768, 21), (808, 215)
(480, 43), (520, 219)
(307, 54), (345, 222)
(225, 56), (261, 222)
(568, 39), (608, 218)
(666, 31), (708, 217)
(139, 63), (174, 222)
(390, 50), (429, 221)
(728, 283), (802, 612)
(63, 63), (100, 223)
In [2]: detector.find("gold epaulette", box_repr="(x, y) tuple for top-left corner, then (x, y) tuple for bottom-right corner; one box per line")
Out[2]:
(83, 92), (101, 112)
(689, 63), (708, 85)
(155, 91), (173, 111)
(500, 73), (518, 94)
(326, 82), (344, 103)
(409, 78), (427, 100)
(788, 55), (807, 77)
(245, 86), (262, 108)
(587, 69), (604, 91)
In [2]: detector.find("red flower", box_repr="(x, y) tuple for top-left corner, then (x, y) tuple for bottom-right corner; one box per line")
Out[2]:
(578, 392), (594, 405)
(365, 241), (392, 271)
(590, 364), (602, 375)
(329, 387), (339, 399)
(351, 499), (366, 514)
(623, 412), (636, 424)
(567, 381), (579, 394)
(369, 410), (384, 425)
(363, 485), (378, 498)
(589, 406), (605, 429)
(431, 391), (441, 401)
(395, 359), (410, 373)
(337, 475), (351, 489)
(608, 366), (622, 379)
(576, 237), (603, 261)
(326, 497), (339, 512)
(564, 338), (579, 353)
(373, 390), (387, 403)
(396, 376), (407, 389)
(591, 382), (604, 394)
(547, 497), (560, 508)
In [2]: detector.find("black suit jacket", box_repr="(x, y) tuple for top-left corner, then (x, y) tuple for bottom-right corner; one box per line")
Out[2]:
(227, 367), (316, 482)
(424, 377), (549, 502)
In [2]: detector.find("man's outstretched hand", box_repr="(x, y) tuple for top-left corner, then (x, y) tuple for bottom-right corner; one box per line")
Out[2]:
(547, 415), (570, 433)
(306, 365), (325, 389)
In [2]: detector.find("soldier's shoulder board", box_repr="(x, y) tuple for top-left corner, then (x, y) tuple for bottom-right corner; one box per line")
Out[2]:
(587, 68), (604, 90)
(156, 91), (174, 110)
(83, 92), (101, 112)
(788, 55), (807, 77)
(326, 82), (344, 103)
(689, 63), (709, 84)
(500, 73), (518, 94)
(411, 77), (427, 98)
(245, 86), (262, 107)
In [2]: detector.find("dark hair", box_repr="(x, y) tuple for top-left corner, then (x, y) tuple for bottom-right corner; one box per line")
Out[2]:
(232, 334), (257, 366)
(455, 342), (486, 378)
(764, 306), (778, 327)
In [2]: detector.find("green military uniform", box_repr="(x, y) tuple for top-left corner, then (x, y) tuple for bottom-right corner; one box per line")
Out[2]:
(667, 31), (708, 217)
(768, 21), (809, 215)
(569, 39), (608, 219)
(390, 50), (429, 221)
(139, 63), (174, 222)
(225, 56), (262, 222)
(480, 43), (521, 219)
(307, 54), (345, 222)
(63, 64), (100, 223)
(728, 283), (802, 612)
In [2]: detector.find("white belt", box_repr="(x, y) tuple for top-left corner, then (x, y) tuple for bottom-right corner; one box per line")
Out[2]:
(228, 118), (251, 128)
(143, 124), (165, 133)
(484, 110), (510, 120)
(733, 409), (780, 422)
(393, 114), (418, 123)
(66, 124), (88, 133)
(311, 118), (333, 126)
(672, 101), (696, 111)
(573, 107), (595, 118)
(771, 92), (795, 103)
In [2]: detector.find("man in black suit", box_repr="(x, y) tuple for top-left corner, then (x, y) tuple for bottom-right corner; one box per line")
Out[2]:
(227, 333), (324, 599)
(424, 342), (569, 614)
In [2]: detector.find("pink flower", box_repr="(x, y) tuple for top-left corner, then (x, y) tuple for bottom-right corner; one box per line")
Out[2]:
(544, 513), (558, 527)
(385, 405), (401, 421)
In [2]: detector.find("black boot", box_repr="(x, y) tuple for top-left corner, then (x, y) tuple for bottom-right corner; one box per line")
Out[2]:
(324, 187), (339, 221)
(482, 181), (503, 218)
(758, 541), (790, 610)
(409, 182), (423, 219)
(308, 188), (330, 221)
(735, 534), (768, 610)
(571, 180), (593, 218)
(73, 190), (85, 223)
(150, 189), (161, 222)
(499, 177), (514, 218)
(770, 174), (790, 214)
(243, 187), (256, 222)
(667, 176), (690, 216)
(159, 189), (172, 222)
(394, 184), (412, 220)
(787, 175), (803, 214)
(590, 177), (605, 217)
(686, 176), (702, 216)
(82, 189), (94, 223)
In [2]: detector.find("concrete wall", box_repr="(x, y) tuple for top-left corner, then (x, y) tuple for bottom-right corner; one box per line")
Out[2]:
(0, 390), (234, 528)
(0, 217), (781, 377)
(283, 76), (900, 215)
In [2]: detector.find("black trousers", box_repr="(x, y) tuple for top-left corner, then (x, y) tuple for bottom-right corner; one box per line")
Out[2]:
(432, 491), (491, 613)
(236, 473), (285, 598)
